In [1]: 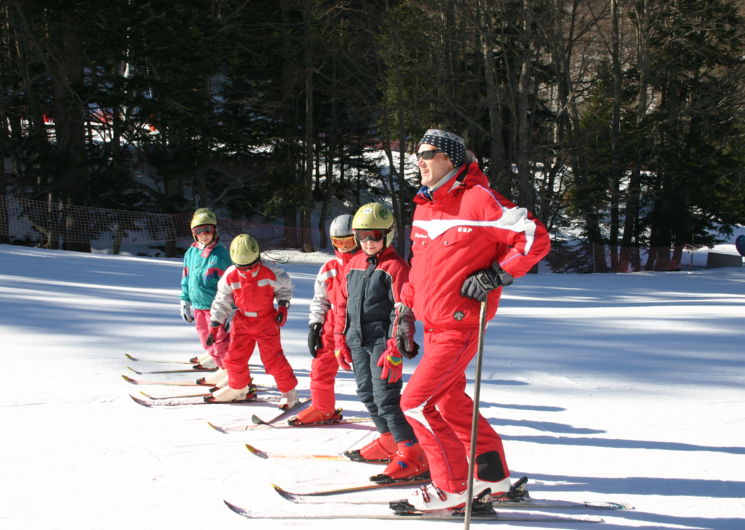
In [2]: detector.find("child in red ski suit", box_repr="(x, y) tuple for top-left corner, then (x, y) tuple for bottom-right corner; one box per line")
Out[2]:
(207, 234), (298, 409)
(289, 214), (360, 426)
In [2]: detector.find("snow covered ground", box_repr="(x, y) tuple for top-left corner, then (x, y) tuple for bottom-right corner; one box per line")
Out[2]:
(1, 243), (744, 530)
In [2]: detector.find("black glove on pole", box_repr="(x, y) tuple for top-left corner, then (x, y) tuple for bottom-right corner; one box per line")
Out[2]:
(461, 263), (514, 302)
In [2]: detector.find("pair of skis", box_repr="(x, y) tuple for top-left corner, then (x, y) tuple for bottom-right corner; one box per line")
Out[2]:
(225, 476), (630, 522)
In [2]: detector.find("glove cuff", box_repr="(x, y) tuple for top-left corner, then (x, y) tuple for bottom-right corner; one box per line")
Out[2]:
(490, 262), (514, 287)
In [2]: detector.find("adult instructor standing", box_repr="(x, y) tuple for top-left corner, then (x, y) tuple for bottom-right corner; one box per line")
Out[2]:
(396, 129), (551, 511)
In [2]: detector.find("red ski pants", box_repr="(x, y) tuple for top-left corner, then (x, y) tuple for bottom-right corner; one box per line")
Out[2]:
(400, 327), (509, 493)
(309, 315), (339, 411)
(224, 315), (297, 393)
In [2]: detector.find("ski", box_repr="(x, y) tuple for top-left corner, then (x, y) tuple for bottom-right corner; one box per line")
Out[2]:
(246, 443), (355, 461)
(272, 475), (632, 511)
(127, 353), (262, 369)
(277, 487), (629, 511)
(125, 353), (195, 365)
(208, 416), (371, 434)
(139, 390), (212, 400)
(127, 366), (215, 375)
(121, 374), (211, 387)
(249, 398), (311, 426)
(272, 478), (430, 498)
(129, 394), (277, 408)
(223, 500), (602, 523)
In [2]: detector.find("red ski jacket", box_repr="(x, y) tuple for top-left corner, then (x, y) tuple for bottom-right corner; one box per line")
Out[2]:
(308, 248), (360, 327)
(401, 161), (550, 329)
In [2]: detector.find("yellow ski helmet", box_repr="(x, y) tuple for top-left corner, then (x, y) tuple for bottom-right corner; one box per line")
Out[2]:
(230, 234), (260, 267)
(191, 207), (217, 229)
(352, 202), (395, 247)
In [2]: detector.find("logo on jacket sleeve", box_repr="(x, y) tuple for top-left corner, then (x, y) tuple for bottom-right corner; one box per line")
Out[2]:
(453, 311), (465, 321)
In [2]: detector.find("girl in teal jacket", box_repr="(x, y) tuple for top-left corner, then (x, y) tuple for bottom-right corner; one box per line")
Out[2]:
(180, 208), (232, 379)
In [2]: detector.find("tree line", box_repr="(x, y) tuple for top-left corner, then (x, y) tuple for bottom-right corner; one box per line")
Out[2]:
(2, 0), (745, 270)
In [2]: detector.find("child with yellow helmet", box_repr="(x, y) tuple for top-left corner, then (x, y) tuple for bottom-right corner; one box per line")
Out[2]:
(179, 208), (232, 384)
(206, 234), (299, 409)
(333, 203), (428, 483)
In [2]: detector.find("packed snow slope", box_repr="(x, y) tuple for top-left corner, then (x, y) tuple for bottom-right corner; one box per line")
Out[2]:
(1, 244), (744, 530)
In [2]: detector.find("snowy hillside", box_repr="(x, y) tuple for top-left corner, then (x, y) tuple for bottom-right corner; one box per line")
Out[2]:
(1, 244), (744, 529)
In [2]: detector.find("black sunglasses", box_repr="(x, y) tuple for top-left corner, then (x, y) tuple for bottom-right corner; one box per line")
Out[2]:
(416, 149), (443, 161)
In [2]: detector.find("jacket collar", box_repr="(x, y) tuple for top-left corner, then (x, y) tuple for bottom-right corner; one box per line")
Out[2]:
(193, 237), (220, 258)
(414, 162), (487, 205)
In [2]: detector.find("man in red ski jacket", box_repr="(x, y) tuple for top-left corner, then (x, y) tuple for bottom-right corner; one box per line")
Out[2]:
(397, 129), (551, 511)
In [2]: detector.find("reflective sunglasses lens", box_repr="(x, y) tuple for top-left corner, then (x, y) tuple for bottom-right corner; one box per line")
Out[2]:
(416, 149), (440, 161)
(355, 229), (384, 242)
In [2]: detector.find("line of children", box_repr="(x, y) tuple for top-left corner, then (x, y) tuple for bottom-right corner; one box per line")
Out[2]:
(206, 233), (299, 409)
(334, 203), (429, 483)
(179, 208), (231, 381)
(288, 214), (361, 426)
(177, 207), (426, 483)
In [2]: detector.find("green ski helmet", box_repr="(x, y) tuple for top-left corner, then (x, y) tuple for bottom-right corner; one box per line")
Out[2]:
(230, 233), (260, 267)
(191, 207), (217, 229)
(352, 202), (395, 247)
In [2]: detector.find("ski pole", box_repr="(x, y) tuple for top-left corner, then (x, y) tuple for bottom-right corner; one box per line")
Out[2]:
(463, 299), (487, 530)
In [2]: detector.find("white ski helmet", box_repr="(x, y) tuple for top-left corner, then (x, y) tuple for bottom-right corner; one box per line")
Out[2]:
(329, 214), (358, 253)
(329, 214), (354, 238)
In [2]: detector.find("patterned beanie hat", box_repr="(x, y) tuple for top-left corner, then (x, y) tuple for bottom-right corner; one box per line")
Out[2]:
(419, 129), (466, 168)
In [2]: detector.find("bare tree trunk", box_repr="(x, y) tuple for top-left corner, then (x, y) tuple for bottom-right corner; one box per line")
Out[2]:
(608, 0), (622, 270)
(621, 0), (649, 272)
(516, 0), (535, 209)
(477, 0), (509, 192)
(301, 0), (314, 253)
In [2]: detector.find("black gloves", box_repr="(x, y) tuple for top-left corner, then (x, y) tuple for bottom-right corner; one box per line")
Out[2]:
(392, 303), (419, 359)
(307, 322), (323, 357)
(460, 263), (514, 302)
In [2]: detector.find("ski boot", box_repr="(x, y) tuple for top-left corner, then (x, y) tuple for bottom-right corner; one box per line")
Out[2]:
(278, 388), (299, 410)
(288, 405), (343, 426)
(344, 432), (397, 462)
(205, 384), (256, 403)
(196, 367), (226, 386)
(370, 440), (429, 483)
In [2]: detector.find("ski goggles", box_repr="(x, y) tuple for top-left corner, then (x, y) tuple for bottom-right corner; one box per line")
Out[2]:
(331, 235), (357, 252)
(192, 225), (215, 235)
(415, 149), (443, 161)
(235, 258), (260, 270)
(354, 229), (387, 242)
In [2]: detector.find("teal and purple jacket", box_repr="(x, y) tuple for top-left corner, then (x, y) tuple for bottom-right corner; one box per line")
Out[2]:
(180, 238), (231, 310)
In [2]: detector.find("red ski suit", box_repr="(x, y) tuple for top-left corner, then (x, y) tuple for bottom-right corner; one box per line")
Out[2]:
(307, 248), (360, 411)
(400, 161), (550, 493)
(210, 262), (297, 393)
